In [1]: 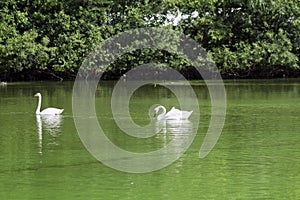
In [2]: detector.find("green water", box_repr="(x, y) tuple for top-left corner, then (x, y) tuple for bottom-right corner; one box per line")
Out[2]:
(0, 80), (300, 199)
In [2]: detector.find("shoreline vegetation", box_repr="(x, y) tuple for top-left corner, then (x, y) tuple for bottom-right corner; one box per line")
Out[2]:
(1, 0), (300, 81)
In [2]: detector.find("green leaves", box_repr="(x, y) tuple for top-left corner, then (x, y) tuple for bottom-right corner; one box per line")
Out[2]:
(181, 0), (300, 77)
(1, 0), (300, 79)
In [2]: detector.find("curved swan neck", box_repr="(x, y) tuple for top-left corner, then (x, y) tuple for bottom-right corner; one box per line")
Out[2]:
(157, 106), (166, 119)
(36, 94), (42, 114)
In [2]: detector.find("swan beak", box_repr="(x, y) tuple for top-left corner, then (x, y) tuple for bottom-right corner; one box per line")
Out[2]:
(153, 109), (159, 117)
(34, 93), (37, 97)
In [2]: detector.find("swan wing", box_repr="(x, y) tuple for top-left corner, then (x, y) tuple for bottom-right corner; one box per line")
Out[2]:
(181, 110), (193, 119)
(165, 107), (182, 119)
(166, 107), (181, 116)
(40, 108), (64, 115)
(165, 107), (193, 120)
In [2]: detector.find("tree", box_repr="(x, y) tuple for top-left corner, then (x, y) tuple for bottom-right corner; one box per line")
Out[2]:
(1, 0), (300, 80)
(176, 0), (300, 77)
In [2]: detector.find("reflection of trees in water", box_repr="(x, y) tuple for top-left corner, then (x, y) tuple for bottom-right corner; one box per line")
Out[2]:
(36, 115), (63, 154)
(224, 80), (300, 100)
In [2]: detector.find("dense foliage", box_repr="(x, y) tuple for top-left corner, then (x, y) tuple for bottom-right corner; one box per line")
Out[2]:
(1, 0), (300, 80)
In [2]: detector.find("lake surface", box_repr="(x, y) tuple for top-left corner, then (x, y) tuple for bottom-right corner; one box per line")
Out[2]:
(0, 79), (300, 199)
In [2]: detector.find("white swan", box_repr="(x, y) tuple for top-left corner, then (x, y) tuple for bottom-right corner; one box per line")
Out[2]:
(154, 105), (193, 120)
(34, 93), (64, 115)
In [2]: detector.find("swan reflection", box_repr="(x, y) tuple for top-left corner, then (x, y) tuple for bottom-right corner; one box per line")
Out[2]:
(153, 119), (195, 163)
(154, 119), (194, 147)
(155, 119), (193, 135)
(36, 114), (63, 154)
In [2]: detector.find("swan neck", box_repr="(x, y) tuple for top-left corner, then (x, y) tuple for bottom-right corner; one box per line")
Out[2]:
(157, 106), (166, 119)
(161, 106), (166, 115)
(36, 95), (41, 114)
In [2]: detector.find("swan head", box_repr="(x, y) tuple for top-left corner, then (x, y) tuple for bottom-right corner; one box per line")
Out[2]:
(34, 93), (41, 97)
(153, 107), (159, 116)
(152, 105), (166, 120)
(149, 104), (163, 119)
(154, 106), (160, 112)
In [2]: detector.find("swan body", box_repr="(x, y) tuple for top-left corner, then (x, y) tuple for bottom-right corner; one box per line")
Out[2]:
(34, 93), (64, 115)
(154, 105), (192, 120)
